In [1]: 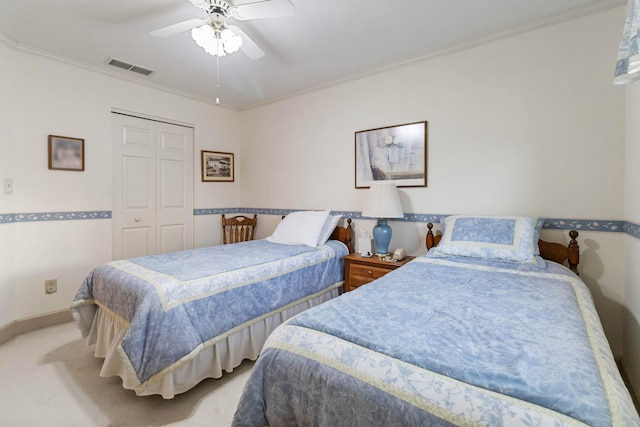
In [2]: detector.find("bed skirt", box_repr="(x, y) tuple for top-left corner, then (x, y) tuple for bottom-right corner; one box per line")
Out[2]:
(79, 285), (341, 399)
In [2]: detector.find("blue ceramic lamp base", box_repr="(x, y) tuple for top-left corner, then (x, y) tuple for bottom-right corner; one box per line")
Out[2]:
(372, 219), (392, 256)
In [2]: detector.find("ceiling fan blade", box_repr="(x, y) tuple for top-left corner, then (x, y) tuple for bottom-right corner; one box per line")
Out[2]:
(149, 18), (209, 38)
(231, 0), (295, 21)
(189, 0), (212, 11)
(228, 25), (265, 59)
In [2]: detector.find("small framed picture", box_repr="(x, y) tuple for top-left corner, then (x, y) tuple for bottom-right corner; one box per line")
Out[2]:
(48, 135), (85, 171)
(201, 150), (234, 182)
(355, 121), (428, 188)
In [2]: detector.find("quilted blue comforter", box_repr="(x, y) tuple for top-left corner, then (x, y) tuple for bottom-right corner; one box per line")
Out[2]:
(233, 256), (640, 426)
(71, 239), (347, 393)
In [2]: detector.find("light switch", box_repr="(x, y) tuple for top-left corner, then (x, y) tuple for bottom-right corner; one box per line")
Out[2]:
(3, 179), (12, 194)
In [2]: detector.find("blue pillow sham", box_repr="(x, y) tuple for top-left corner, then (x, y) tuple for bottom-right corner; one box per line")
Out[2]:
(426, 215), (545, 267)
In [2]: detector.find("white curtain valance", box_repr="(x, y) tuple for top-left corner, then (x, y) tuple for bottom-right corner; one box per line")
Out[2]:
(615, 0), (640, 84)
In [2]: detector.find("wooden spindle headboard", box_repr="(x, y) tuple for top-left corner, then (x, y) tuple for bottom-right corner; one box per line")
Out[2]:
(425, 222), (580, 274)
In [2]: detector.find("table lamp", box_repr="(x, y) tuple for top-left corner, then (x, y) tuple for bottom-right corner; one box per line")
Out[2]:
(362, 182), (404, 257)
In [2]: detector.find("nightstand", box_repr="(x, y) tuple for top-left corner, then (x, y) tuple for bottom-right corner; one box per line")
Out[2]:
(343, 253), (415, 292)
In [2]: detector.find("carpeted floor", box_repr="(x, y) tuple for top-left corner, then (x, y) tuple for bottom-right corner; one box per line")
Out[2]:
(0, 322), (253, 427)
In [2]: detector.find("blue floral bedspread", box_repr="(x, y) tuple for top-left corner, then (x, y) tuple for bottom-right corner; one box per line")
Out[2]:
(233, 257), (640, 427)
(71, 239), (347, 393)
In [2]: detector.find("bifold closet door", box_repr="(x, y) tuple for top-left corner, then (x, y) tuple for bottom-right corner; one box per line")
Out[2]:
(112, 113), (193, 260)
(155, 122), (194, 254)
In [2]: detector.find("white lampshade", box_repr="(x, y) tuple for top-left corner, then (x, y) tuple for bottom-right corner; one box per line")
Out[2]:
(362, 182), (404, 219)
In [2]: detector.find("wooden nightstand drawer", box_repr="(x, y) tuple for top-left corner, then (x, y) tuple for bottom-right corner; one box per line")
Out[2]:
(348, 276), (378, 290)
(350, 264), (389, 282)
(343, 253), (415, 292)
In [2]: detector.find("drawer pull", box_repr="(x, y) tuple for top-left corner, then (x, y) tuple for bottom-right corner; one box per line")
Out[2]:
(367, 270), (372, 276)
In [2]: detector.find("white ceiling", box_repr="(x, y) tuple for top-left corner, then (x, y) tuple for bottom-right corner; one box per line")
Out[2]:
(0, 0), (625, 110)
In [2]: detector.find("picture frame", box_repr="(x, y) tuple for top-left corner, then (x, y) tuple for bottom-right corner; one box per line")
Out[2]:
(48, 135), (85, 171)
(355, 121), (428, 188)
(201, 150), (234, 182)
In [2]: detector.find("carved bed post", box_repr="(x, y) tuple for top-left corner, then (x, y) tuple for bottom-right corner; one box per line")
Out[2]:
(344, 218), (353, 253)
(568, 230), (580, 275)
(426, 223), (435, 251)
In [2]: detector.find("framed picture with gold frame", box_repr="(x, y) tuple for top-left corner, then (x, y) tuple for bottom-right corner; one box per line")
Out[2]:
(201, 150), (234, 182)
(48, 135), (85, 171)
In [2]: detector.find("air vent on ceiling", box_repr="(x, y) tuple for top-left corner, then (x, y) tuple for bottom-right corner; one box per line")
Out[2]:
(106, 58), (154, 76)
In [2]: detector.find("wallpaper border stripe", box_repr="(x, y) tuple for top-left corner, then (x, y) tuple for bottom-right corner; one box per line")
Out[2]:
(196, 209), (631, 234)
(1, 209), (638, 238)
(0, 211), (111, 224)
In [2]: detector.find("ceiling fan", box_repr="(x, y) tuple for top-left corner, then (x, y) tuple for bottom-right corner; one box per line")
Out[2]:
(150, 0), (295, 59)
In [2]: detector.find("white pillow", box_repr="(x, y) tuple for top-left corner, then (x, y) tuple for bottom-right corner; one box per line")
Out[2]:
(266, 210), (331, 247)
(317, 214), (342, 246)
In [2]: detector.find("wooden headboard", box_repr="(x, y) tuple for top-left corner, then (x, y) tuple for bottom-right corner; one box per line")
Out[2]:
(280, 215), (354, 253)
(425, 223), (580, 274)
(330, 218), (354, 253)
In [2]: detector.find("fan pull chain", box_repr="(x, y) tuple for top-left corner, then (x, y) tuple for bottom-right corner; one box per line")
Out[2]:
(216, 53), (220, 106)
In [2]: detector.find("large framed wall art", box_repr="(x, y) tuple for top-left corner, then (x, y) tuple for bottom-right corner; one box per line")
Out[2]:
(355, 121), (427, 188)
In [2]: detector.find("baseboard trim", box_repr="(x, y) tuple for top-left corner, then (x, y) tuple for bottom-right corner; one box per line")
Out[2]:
(0, 310), (73, 346)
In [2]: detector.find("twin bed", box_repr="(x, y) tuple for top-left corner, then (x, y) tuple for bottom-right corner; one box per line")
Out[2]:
(232, 215), (640, 426)
(71, 211), (352, 398)
(71, 212), (639, 426)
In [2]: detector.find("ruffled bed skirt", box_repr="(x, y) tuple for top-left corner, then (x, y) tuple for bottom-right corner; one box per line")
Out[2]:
(76, 286), (341, 398)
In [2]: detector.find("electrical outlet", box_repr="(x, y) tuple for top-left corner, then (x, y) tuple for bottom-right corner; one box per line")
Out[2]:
(45, 279), (57, 295)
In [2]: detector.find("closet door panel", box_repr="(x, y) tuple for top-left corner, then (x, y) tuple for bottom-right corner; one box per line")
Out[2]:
(156, 123), (193, 254)
(112, 115), (157, 260)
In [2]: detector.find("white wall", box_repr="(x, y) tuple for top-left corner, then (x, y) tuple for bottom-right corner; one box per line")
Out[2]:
(242, 9), (625, 218)
(624, 80), (640, 393)
(241, 8), (629, 353)
(1, 40), (241, 322)
(0, 39), (16, 326)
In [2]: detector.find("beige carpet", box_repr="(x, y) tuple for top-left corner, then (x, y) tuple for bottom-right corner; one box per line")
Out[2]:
(0, 321), (253, 427)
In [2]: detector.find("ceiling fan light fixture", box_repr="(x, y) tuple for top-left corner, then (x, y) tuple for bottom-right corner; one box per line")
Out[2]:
(191, 23), (242, 57)
(220, 28), (242, 53)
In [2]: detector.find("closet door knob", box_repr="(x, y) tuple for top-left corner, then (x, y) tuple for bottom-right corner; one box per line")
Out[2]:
(135, 217), (141, 222)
